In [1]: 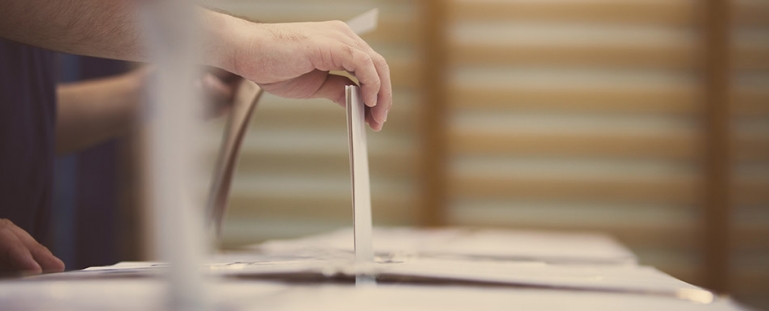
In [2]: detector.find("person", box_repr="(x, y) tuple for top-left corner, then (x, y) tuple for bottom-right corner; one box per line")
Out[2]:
(0, 0), (392, 274)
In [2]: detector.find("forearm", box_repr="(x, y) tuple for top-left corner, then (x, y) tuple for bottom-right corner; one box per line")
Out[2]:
(1, 0), (392, 129)
(0, 0), (237, 70)
(55, 69), (146, 155)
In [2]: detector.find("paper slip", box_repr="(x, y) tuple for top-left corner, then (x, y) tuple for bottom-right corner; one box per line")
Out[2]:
(346, 8), (379, 35)
(252, 227), (638, 265)
(206, 8), (380, 235)
(211, 258), (715, 304)
(62, 257), (713, 304)
(346, 86), (374, 264)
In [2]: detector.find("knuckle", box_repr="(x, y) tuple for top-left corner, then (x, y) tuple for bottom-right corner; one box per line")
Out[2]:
(359, 53), (374, 66)
(342, 44), (355, 57)
(37, 244), (51, 253)
(330, 20), (347, 29)
(354, 37), (369, 49)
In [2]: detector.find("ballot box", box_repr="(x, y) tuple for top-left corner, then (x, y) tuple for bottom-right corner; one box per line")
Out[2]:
(0, 227), (750, 310)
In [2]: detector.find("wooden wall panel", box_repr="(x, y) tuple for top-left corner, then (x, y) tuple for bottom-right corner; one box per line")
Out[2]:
(449, 83), (701, 114)
(443, 0), (707, 288)
(730, 0), (769, 308)
(449, 0), (698, 26)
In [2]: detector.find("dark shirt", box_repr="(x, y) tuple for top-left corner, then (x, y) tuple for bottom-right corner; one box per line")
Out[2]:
(0, 38), (57, 243)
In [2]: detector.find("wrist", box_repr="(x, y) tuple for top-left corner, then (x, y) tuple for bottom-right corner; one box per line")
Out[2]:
(200, 10), (253, 75)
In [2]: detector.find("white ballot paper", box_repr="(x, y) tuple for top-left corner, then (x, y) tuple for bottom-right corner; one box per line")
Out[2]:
(346, 86), (374, 266)
(67, 256), (714, 304)
(253, 227), (638, 265)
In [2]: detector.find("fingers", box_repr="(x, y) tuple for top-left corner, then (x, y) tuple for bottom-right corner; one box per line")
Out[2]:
(326, 44), (390, 130)
(307, 71), (355, 106)
(370, 52), (392, 125)
(0, 219), (63, 274)
(0, 235), (40, 273)
(0, 219), (41, 273)
(7, 223), (64, 273)
(308, 22), (391, 130)
(331, 46), (380, 106)
(332, 21), (392, 125)
(303, 71), (383, 131)
(366, 106), (382, 132)
(339, 28), (391, 128)
(240, 20), (393, 131)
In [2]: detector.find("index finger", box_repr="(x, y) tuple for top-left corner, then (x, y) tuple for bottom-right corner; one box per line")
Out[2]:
(0, 220), (40, 273)
(340, 46), (381, 110)
(369, 51), (391, 126)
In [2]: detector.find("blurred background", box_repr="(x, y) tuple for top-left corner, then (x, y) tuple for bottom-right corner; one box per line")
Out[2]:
(50, 0), (767, 309)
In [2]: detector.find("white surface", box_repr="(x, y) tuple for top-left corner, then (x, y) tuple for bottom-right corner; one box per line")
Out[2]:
(8, 228), (744, 310)
(0, 278), (746, 311)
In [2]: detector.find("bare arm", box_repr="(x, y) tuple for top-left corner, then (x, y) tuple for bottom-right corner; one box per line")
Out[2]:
(55, 68), (146, 155)
(56, 67), (239, 154)
(0, 0), (392, 130)
(0, 1), (148, 62)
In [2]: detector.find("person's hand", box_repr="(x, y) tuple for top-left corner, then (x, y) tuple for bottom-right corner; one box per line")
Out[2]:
(0, 219), (64, 275)
(221, 20), (392, 131)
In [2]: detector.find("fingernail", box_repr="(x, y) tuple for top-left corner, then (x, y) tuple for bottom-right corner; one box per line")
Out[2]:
(384, 109), (389, 122)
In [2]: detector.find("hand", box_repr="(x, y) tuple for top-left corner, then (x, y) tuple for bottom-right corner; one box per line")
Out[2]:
(0, 219), (64, 275)
(225, 20), (392, 131)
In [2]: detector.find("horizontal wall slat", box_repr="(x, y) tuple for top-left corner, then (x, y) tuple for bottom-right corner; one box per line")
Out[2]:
(385, 57), (421, 89)
(449, 43), (698, 69)
(733, 226), (769, 250)
(734, 134), (769, 161)
(734, 0), (769, 27)
(234, 152), (416, 179)
(449, 175), (700, 204)
(448, 0), (697, 26)
(227, 11), (419, 44)
(440, 222), (699, 248)
(732, 269), (769, 294)
(734, 45), (769, 70)
(734, 177), (769, 205)
(449, 85), (699, 115)
(226, 195), (416, 223)
(248, 103), (414, 133)
(733, 89), (769, 117)
(450, 131), (699, 160)
(653, 264), (703, 286)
